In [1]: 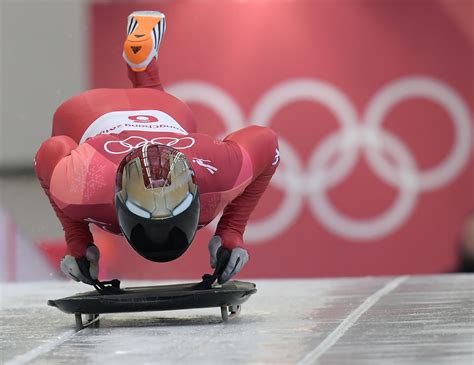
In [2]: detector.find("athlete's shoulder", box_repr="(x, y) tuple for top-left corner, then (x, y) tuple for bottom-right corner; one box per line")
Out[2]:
(50, 139), (118, 208)
(184, 133), (246, 191)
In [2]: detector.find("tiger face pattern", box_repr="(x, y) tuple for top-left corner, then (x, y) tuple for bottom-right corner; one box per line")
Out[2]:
(123, 11), (166, 72)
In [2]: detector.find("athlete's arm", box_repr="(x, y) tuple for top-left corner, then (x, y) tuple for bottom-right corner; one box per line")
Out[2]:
(215, 125), (279, 248)
(35, 136), (93, 257)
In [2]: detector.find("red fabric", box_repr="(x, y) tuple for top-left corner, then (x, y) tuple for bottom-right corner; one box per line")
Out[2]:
(35, 64), (279, 258)
(127, 58), (163, 90)
(89, 1), (473, 277)
(35, 136), (94, 257)
(217, 126), (279, 248)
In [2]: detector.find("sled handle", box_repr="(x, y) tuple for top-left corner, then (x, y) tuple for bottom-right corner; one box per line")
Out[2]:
(76, 257), (122, 295)
(196, 247), (231, 290)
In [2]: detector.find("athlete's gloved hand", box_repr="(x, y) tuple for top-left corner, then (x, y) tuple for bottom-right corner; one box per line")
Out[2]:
(60, 243), (100, 284)
(208, 236), (249, 284)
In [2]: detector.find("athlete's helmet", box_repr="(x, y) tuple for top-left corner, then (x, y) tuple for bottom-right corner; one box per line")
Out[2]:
(115, 143), (200, 262)
(123, 11), (166, 72)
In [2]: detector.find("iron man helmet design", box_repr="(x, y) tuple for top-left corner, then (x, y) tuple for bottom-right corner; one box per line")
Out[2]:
(115, 143), (200, 262)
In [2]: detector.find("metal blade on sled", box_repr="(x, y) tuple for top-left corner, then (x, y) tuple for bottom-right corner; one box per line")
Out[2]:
(47, 248), (257, 330)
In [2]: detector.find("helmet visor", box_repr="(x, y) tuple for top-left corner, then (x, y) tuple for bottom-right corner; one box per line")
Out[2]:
(116, 143), (197, 220)
(115, 143), (199, 262)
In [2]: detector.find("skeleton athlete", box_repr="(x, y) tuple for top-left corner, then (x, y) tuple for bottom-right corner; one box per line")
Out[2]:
(35, 11), (279, 284)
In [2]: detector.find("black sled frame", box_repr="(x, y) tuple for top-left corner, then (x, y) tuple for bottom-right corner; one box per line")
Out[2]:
(47, 248), (257, 330)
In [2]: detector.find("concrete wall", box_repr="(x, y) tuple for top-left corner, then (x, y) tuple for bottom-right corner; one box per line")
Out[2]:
(0, 177), (63, 238)
(0, 0), (87, 238)
(0, 0), (86, 169)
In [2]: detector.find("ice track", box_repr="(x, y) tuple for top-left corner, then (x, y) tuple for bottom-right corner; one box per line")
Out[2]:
(1, 275), (473, 364)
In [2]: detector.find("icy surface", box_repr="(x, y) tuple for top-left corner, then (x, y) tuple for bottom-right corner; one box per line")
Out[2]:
(1, 275), (473, 364)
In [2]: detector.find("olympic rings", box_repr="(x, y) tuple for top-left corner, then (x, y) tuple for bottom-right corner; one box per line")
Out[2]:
(168, 76), (472, 242)
(104, 136), (196, 155)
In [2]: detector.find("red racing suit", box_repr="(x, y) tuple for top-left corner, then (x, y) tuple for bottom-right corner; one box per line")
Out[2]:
(35, 62), (279, 259)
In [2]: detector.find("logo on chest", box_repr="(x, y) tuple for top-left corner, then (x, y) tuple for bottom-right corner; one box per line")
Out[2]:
(104, 136), (196, 155)
(80, 110), (188, 143)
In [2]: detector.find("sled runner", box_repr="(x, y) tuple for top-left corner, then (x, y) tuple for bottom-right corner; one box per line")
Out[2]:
(47, 248), (257, 330)
(48, 280), (257, 329)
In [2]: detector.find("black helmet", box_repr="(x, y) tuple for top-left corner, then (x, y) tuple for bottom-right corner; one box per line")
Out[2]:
(115, 143), (200, 262)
